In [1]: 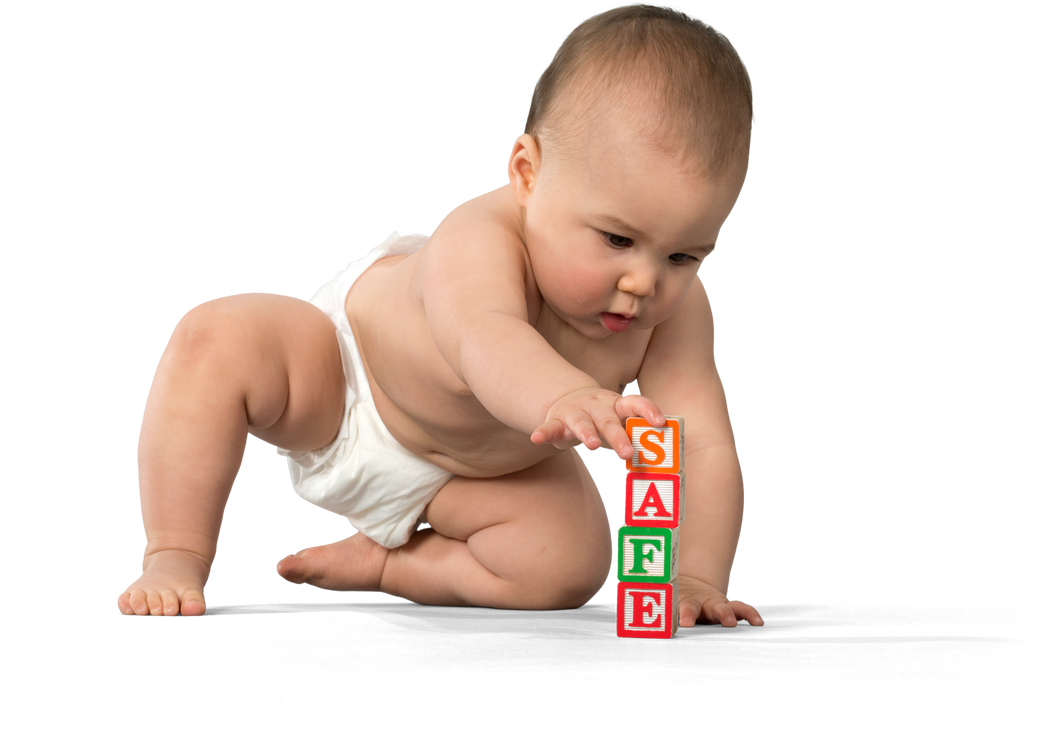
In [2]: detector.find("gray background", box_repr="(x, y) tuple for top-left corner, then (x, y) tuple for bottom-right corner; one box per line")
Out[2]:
(4, 2), (1042, 632)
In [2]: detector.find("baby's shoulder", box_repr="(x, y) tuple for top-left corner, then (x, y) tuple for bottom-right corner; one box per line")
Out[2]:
(422, 187), (539, 313)
(427, 188), (533, 280)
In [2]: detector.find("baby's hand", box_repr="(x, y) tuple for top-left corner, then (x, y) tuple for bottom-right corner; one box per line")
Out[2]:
(530, 388), (664, 460)
(678, 574), (764, 628)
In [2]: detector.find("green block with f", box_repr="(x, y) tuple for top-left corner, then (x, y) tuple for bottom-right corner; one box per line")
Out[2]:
(617, 526), (679, 583)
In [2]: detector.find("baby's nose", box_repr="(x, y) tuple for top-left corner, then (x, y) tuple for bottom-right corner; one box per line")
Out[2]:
(617, 270), (656, 297)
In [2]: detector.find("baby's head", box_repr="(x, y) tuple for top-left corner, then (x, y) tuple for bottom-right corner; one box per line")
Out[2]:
(510, 5), (753, 337)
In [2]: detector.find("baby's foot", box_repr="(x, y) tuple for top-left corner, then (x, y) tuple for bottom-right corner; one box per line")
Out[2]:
(118, 549), (211, 616)
(277, 532), (389, 591)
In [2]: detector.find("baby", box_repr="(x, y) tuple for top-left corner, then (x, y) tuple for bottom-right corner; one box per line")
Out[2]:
(119, 4), (764, 629)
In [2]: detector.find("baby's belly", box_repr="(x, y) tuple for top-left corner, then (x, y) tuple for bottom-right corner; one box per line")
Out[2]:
(366, 350), (558, 478)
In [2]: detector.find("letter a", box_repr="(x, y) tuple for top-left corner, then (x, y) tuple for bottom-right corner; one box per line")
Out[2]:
(634, 482), (671, 519)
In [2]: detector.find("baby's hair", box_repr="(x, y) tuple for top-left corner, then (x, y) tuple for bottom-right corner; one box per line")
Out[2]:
(524, 4), (752, 179)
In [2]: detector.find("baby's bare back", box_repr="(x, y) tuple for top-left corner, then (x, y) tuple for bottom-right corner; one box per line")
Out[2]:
(345, 190), (651, 479)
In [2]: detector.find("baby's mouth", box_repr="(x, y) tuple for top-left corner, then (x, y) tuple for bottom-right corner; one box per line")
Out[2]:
(600, 312), (634, 333)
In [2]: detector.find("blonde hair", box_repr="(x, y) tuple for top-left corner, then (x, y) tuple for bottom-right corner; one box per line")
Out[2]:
(524, 5), (752, 178)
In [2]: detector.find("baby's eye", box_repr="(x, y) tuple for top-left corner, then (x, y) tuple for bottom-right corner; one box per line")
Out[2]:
(603, 231), (632, 249)
(607, 234), (695, 265)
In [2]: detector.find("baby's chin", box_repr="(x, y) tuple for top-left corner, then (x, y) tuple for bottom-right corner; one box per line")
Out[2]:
(553, 311), (607, 339)
(541, 302), (641, 339)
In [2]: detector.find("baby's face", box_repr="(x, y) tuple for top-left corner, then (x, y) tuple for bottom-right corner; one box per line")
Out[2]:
(520, 117), (745, 339)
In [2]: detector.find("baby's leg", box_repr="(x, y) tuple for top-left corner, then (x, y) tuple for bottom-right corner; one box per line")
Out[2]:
(280, 449), (612, 609)
(396, 449), (612, 608)
(118, 294), (345, 616)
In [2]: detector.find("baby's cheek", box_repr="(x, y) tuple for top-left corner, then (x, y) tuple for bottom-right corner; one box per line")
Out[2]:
(560, 272), (607, 310)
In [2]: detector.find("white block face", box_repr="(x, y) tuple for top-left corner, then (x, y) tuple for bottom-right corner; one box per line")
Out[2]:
(621, 533), (667, 578)
(629, 423), (679, 471)
(621, 586), (668, 631)
(629, 478), (676, 523)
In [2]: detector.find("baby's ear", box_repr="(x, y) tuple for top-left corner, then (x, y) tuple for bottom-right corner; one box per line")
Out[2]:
(508, 134), (541, 205)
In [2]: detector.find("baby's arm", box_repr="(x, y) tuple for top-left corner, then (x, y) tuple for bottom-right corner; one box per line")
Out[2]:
(422, 208), (661, 457)
(423, 213), (587, 433)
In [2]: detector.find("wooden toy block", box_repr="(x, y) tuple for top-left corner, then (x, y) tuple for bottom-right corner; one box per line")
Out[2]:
(625, 472), (685, 528)
(616, 580), (679, 638)
(625, 416), (684, 473)
(617, 526), (678, 583)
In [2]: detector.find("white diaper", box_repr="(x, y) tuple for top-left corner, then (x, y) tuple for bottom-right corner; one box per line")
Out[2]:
(277, 231), (455, 549)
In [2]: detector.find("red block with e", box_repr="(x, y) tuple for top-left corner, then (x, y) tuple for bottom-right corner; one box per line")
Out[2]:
(618, 417), (685, 639)
(616, 581), (679, 638)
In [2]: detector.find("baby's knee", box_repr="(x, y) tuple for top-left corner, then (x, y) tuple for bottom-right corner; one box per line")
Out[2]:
(521, 524), (611, 609)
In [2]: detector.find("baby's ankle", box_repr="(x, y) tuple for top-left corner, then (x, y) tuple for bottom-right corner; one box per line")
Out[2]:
(142, 547), (213, 577)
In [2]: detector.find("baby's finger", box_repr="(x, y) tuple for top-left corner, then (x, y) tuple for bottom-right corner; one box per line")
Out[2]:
(729, 600), (764, 626)
(615, 395), (665, 427)
(640, 399), (665, 429)
(678, 599), (700, 628)
(530, 419), (568, 446)
(593, 410), (632, 459)
(710, 601), (738, 628)
(732, 602), (766, 623)
(565, 414), (602, 450)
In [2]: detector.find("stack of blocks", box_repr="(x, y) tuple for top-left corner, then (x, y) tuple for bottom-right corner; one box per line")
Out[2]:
(616, 416), (684, 639)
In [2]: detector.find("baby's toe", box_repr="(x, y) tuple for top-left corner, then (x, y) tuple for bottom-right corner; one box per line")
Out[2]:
(128, 589), (150, 615)
(147, 590), (164, 616)
(276, 552), (320, 585)
(117, 592), (135, 615)
(180, 590), (206, 616)
(161, 590), (180, 616)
